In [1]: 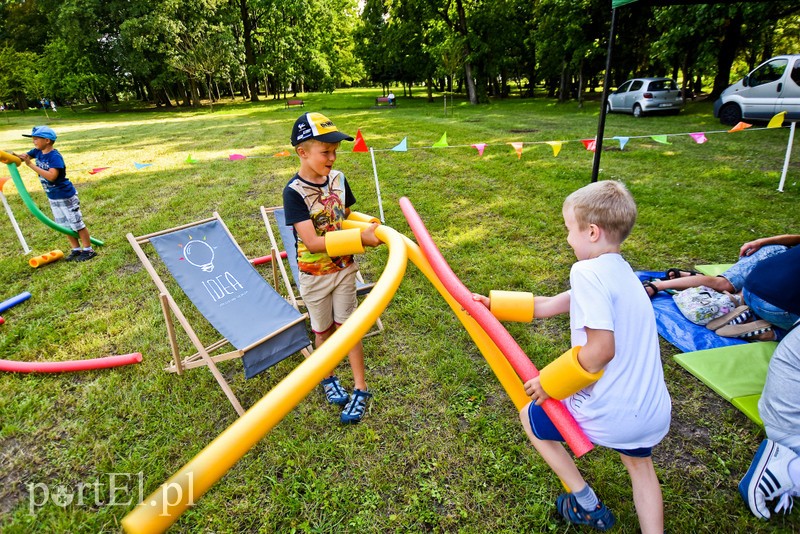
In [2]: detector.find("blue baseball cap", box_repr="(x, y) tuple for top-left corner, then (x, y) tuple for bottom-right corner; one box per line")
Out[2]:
(22, 125), (57, 141)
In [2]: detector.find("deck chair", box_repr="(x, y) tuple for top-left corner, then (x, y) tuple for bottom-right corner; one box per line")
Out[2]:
(127, 212), (313, 416)
(260, 205), (384, 337)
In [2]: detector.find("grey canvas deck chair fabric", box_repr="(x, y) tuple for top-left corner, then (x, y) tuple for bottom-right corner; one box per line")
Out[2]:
(127, 212), (312, 415)
(260, 205), (383, 337)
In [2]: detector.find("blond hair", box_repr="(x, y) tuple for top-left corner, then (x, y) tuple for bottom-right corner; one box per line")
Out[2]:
(564, 180), (637, 244)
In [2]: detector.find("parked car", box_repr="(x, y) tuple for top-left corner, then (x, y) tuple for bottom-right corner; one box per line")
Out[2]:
(713, 54), (800, 125)
(606, 77), (684, 117)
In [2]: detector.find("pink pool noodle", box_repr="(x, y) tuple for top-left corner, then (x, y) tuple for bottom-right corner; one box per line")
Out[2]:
(0, 352), (142, 373)
(399, 197), (593, 457)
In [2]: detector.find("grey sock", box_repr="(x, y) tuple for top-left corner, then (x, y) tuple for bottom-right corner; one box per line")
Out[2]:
(574, 484), (599, 510)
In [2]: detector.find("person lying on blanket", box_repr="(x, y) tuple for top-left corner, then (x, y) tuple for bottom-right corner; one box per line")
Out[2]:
(642, 234), (800, 341)
(739, 325), (800, 520)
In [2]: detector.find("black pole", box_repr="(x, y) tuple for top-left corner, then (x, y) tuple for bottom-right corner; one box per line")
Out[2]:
(591, 7), (618, 182)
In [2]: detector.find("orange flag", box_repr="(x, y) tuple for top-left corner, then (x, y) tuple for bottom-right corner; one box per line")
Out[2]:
(728, 122), (752, 133)
(508, 142), (523, 159)
(273, 150), (291, 157)
(353, 129), (369, 152)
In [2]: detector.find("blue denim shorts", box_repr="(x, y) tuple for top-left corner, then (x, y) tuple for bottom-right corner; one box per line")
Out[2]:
(743, 287), (800, 333)
(527, 403), (652, 458)
(722, 245), (787, 291)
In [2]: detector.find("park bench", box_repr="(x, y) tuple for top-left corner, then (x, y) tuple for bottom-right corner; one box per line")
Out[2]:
(285, 99), (304, 109)
(375, 96), (396, 107)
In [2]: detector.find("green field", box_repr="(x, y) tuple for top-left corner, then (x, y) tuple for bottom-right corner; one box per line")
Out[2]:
(1, 89), (798, 532)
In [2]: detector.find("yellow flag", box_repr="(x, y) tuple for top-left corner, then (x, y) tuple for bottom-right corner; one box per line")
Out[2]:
(767, 111), (786, 129)
(546, 141), (562, 157)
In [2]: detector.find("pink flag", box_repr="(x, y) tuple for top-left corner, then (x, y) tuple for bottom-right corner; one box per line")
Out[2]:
(471, 143), (487, 156)
(508, 142), (523, 159)
(689, 132), (707, 144)
(88, 167), (109, 175)
(581, 139), (596, 152)
(229, 154), (247, 160)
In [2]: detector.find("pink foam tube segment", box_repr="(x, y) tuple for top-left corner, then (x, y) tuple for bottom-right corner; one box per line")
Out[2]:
(0, 291), (31, 314)
(0, 352), (143, 373)
(0, 316), (4, 325)
(250, 250), (288, 265)
(399, 197), (593, 457)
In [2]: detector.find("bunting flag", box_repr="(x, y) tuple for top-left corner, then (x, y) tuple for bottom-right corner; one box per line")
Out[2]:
(581, 139), (596, 152)
(689, 132), (708, 144)
(471, 143), (487, 156)
(508, 142), (523, 159)
(273, 150), (291, 157)
(186, 154), (198, 164)
(391, 137), (408, 152)
(651, 135), (671, 145)
(612, 136), (629, 150)
(353, 129), (369, 152)
(133, 162), (152, 170)
(545, 141), (562, 157)
(229, 154), (247, 161)
(432, 132), (448, 148)
(767, 111), (786, 129)
(88, 167), (109, 175)
(728, 121), (752, 133)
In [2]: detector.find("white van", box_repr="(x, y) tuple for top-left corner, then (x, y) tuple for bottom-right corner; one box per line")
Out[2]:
(713, 54), (800, 125)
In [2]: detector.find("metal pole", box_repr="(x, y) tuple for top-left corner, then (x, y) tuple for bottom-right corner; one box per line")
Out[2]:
(778, 121), (796, 192)
(591, 8), (618, 183)
(0, 190), (32, 254)
(369, 147), (385, 223)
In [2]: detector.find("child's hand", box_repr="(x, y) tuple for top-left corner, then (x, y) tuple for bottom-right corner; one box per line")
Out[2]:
(471, 293), (489, 308)
(360, 222), (382, 247)
(15, 152), (30, 163)
(523, 376), (550, 406)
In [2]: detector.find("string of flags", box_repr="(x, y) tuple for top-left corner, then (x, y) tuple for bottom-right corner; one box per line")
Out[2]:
(76, 112), (788, 172)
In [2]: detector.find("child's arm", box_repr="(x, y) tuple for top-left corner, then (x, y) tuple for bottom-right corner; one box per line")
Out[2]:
(293, 220), (381, 253)
(471, 290), (570, 319)
(23, 159), (60, 182)
(524, 327), (614, 405)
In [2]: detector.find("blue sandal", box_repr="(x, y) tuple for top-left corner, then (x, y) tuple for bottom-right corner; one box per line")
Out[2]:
(340, 389), (372, 423)
(556, 492), (616, 531)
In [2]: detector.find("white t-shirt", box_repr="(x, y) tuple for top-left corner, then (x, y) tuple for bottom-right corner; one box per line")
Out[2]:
(566, 253), (671, 449)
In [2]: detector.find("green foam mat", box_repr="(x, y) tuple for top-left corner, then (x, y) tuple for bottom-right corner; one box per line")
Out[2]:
(694, 264), (733, 277)
(673, 341), (777, 401)
(731, 394), (764, 427)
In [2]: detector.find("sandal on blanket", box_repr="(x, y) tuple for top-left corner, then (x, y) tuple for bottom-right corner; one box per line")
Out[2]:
(663, 268), (701, 280)
(716, 319), (773, 340)
(642, 280), (660, 299)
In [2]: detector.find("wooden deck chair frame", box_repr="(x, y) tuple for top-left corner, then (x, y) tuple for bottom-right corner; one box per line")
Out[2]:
(127, 212), (312, 416)
(260, 205), (384, 337)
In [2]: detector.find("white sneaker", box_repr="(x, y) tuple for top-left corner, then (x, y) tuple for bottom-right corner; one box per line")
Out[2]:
(739, 439), (798, 519)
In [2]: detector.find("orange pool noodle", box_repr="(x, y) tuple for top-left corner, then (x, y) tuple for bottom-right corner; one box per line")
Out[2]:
(29, 249), (64, 268)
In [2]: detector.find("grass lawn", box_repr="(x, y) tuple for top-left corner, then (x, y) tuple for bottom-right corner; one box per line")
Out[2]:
(0, 88), (798, 533)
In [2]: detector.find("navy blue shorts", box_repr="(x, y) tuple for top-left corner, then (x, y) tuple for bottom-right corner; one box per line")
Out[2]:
(527, 402), (653, 458)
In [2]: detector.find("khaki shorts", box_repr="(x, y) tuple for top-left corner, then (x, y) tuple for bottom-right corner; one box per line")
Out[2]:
(298, 262), (358, 334)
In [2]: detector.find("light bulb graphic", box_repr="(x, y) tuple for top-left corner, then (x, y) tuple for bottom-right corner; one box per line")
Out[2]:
(183, 240), (215, 272)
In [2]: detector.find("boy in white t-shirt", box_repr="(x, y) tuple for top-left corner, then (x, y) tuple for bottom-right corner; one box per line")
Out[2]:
(474, 180), (671, 532)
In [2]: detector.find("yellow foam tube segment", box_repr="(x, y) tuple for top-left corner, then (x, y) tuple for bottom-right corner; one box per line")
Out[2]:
(0, 150), (22, 165)
(539, 346), (603, 400)
(489, 290), (535, 322)
(347, 211), (381, 224)
(29, 249), (64, 268)
(325, 227), (365, 257)
(121, 223), (406, 534)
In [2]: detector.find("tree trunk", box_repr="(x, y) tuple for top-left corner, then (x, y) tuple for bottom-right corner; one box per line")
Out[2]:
(710, 8), (744, 99)
(426, 77), (434, 102)
(240, 0), (259, 101)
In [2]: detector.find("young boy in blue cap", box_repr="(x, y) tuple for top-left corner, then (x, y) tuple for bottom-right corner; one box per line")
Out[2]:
(18, 126), (97, 261)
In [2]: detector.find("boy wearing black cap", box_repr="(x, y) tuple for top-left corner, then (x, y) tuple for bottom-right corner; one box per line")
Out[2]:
(17, 126), (97, 261)
(283, 112), (381, 423)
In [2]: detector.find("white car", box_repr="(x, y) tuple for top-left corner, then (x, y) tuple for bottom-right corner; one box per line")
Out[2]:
(714, 55), (800, 125)
(606, 77), (684, 117)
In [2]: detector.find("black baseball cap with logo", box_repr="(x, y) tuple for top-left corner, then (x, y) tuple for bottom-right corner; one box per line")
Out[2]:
(290, 112), (354, 146)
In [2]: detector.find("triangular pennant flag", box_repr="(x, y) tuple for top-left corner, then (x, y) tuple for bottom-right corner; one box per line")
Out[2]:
(612, 136), (629, 150)
(353, 129), (369, 152)
(88, 167), (109, 175)
(391, 137), (408, 152)
(471, 143), (487, 156)
(133, 162), (152, 170)
(273, 150), (291, 157)
(508, 142), (523, 159)
(433, 132), (448, 148)
(545, 141), (562, 157)
(767, 111), (786, 129)
(728, 121), (752, 133)
(651, 135), (671, 145)
(689, 132), (708, 144)
(229, 154), (247, 161)
(581, 139), (596, 152)
(186, 154), (198, 164)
